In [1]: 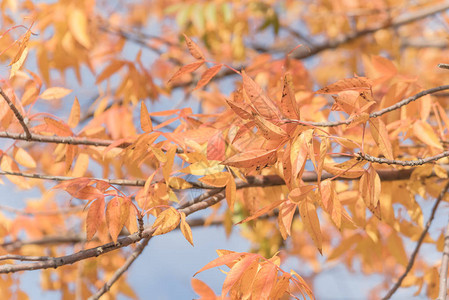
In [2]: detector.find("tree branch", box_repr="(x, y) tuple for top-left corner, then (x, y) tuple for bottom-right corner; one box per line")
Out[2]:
(285, 84), (449, 127)
(0, 88), (31, 140)
(356, 151), (449, 166)
(88, 237), (151, 300)
(0, 254), (53, 262)
(0, 187), (226, 274)
(382, 180), (449, 300)
(438, 219), (449, 300)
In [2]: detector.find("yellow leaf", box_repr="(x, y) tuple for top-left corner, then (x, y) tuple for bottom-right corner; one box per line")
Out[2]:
(68, 97), (80, 128)
(40, 87), (72, 100)
(225, 175), (236, 211)
(168, 177), (192, 189)
(198, 172), (230, 187)
(413, 120), (443, 150)
(180, 161), (224, 175)
(13, 147), (36, 169)
(1, 155), (30, 189)
(9, 47), (28, 79)
(434, 165), (448, 179)
(180, 212), (193, 246)
(163, 146), (176, 182)
(69, 8), (91, 49)
(140, 101), (153, 132)
(150, 146), (167, 163)
(152, 207), (181, 236)
(71, 152), (89, 177)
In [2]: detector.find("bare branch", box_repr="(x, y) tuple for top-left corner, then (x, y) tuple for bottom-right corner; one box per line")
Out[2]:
(438, 219), (449, 300)
(0, 88), (31, 140)
(0, 204), (83, 216)
(88, 237), (151, 300)
(0, 254), (53, 262)
(382, 180), (449, 300)
(356, 151), (449, 166)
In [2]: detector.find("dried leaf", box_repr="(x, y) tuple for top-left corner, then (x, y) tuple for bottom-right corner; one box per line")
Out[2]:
(68, 97), (80, 128)
(369, 118), (393, 160)
(86, 199), (105, 240)
(152, 207), (180, 236)
(299, 199), (322, 254)
(316, 77), (372, 94)
(183, 34), (205, 60)
(168, 61), (204, 83)
(180, 212), (193, 246)
(140, 101), (153, 132)
(195, 64), (223, 90)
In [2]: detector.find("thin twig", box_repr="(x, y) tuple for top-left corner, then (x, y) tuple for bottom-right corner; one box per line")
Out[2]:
(438, 219), (449, 300)
(285, 84), (449, 127)
(382, 180), (449, 300)
(0, 88), (31, 139)
(356, 151), (449, 166)
(88, 237), (151, 300)
(0, 254), (53, 262)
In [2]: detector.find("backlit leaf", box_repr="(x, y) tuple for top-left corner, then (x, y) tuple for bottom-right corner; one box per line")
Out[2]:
(40, 87), (72, 100)
(152, 207), (180, 236)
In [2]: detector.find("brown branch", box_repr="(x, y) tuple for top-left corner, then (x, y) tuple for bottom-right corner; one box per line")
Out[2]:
(0, 131), (130, 148)
(382, 180), (449, 300)
(438, 219), (449, 300)
(0, 254), (53, 262)
(0, 186), (226, 273)
(0, 234), (86, 251)
(88, 237), (151, 300)
(0, 88), (31, 140)
(285, 84), (449, 127)
(356, 151), (449, 166)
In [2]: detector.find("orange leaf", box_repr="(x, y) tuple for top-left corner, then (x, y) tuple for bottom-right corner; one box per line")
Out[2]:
(323, 159), (365, 179)
(168, 61), (204, 83)
(226, 99), (252, 120)
(278, 200), (297, 239)
(237, 200), (284, 224)
(413, 120), (443, 150)
(225, 175), (236, 211)
(191, 278), (216, 299)
(252, 263), (277, 299)
(320, 180), (342, 229)
(68, 97), (80, 128)
(183, 34), (205, 60)
(299, 199), (322, 254)
(194, 251), (245, 277)
(316, 77), (372, 94)
(140, 101), (153, 132)
(86, 199), (105, 240)
(106, 197), (122, 243)
(96, 60), (125, 83)
(195, 64), (223, 90)
(280, 72), (300, 119)
(359, 165), (381, 218)
(369, 118), (393, 160)
(222, 149), (277, 169)
(242, 71), (281, 120)
(254, 114), (287, 140)
(207, 130), (226, 161)
(41, 117), (73, 136)
(222, 254), (258, 297)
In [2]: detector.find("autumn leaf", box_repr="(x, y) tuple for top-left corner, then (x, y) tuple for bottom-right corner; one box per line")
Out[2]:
(241, 71), (281, 120)
(40, 87), (72, 100)
(183, 34), (205, 60)
(168, 61), (204, 83)
(86, 198), (105, 240)
(413, 119), (443, 150)
(316, 77), (372, 94)
(299, 199), (322, 254)
(369, 118), (394, 160)
(68, 97), (80, 128)
(106, 197), (122, 243)
(69, 8), (91, 48)
(152, 207), (181, 236)
(140, 101), (153, 132)
(180, 212), (193, 246)
(191, 279), (216, 299)
(222, 149), (277, 169)
(195, 64), (223, 90)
